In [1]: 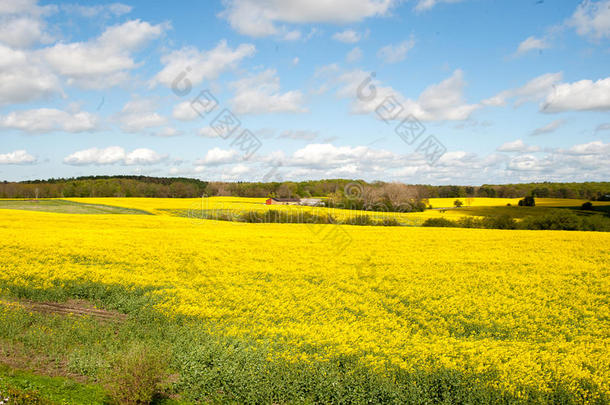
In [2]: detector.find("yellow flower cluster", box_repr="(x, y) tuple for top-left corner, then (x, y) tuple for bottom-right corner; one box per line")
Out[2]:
(0, 201), (609, 400)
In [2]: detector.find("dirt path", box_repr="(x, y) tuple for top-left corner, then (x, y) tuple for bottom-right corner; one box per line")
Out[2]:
(0, 298), (127, 322)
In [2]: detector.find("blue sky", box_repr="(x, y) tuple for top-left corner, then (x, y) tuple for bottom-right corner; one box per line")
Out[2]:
(0, 0), (609, 184)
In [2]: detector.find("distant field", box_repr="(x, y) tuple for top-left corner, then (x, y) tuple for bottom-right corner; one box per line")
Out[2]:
(0, 199), (151, 215)
(426, 197), (610, 208)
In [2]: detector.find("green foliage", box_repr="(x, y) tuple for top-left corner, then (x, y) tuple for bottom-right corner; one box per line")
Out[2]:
(518, 196), (536, 207)
(581, 201), (594, 210)
(422, 218), (458, 227)
(454, 199), (464, 208)
(0, 364), (106, 405)
(520, 211), (596, 231)
(103, 344), (171, 405)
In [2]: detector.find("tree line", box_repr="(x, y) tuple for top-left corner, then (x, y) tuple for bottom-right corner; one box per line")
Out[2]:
(1, 176), (608, 201)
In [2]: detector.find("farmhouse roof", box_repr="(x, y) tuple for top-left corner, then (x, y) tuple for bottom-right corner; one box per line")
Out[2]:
(271, 198), (301, 202)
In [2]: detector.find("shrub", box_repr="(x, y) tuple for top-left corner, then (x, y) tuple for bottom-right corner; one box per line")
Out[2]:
(104, 343), (170, 405)
(454, 199), (463, 208)
(518, 196), (535, 207)
(344, 215), (373, 226)
(482, 214), (517, 230)
(581, 202), (594, 210)
(520, 211), (580, 231)
(422, 218), (458, 227)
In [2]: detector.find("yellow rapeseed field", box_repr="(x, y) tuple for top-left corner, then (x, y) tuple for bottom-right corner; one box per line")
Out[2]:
(1, 203), (609, 401)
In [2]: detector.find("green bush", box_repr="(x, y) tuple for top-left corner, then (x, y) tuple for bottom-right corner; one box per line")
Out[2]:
(103, 344), (170, 405)
(581, 202), (594, 210)
(482, 214), (517, 230)
(520, 211), (581, 230)
(422, 218), (458, 227)
(518, 196), (536, 207)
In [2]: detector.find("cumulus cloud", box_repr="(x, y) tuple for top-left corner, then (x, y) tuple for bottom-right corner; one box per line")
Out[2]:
(63, 146), (166, 165)
(172, 101), (199, 121)
(153, 40), (255, 88)
(414, 0), (463, 12)
(0, 149), (36, 164)
(116, 99), (167, 133)
(220, 0), (397, 37)
(332, 29), (362, 43)
(41, 19), (167, 89)
(0, 16), (51, 47)
(230, 69), (307, 114)
(278, 130), (318, 141)
(195, 148), (240, 166)
(515, 36), (549, 55)
(0, 108), (98, 133)
(0, 0), (55, 48)
(531, 119), (565, 135)
(568, 0), (610, 40)
(377, 37), (415, 63)
(0, 44), (61, 105)
(497, 139), (540, 153)
(482, 72), (563, 107)
(336, 68), (479, 121)
(541, 77), (610, 112)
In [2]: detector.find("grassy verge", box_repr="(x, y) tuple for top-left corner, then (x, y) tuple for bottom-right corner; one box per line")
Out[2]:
(0, 199), (151, 215)
(0, 280), (606, 404)
(0, 364), (106, 405)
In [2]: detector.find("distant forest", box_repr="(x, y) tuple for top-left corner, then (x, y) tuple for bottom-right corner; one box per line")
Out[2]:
(1, 176), (609, 201)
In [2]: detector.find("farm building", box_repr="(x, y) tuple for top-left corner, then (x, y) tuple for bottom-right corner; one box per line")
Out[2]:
(265, 198), (323, 206)
(299, 198), (323, 206)
(266, 198), (301, 205)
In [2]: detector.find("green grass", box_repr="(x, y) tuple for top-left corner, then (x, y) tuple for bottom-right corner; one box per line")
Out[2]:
(0, 279), (606, 404)
(0, 364), (106, 405)
(0, 199), (151, 215)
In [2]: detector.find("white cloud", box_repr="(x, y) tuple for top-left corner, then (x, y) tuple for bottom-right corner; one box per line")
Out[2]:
(346, 46), (363, 62)
(497, 139), (540, 153)
(0, 108), (98, 133)
(337, 69), (479, 121)
(63, 146), (166, 165)
(515, 36), (549, 55)
(0, 44), (61, 105)
(124, 148), (166, 165)
(59, 3), (132, 18)
(414, 0), (463, 12)
(230, 69), (307, 114)
(172, 101), (199, 121)
(198, 127), (222, 138)
(41, 19), (167, 89)
(561, 140), (610, 155)
(292, 56), (300, 65)
(0, 16), (50, 47)
(0, 0), (55, 48)
(377, 37), (415, 63)
(332, 29), (361, 43)
(531, 119), (565, 135)
(195, 148), (240, 166)
(291, 143), (397, 169)
(0, 149), (36, 164)
(541, 77), (610, 112)
(220, 0), (397, 37)
(117, 99), (167, 133)
(568, 0), (610, 39)
(482, 72), (563, 107)
(153, 40), (256, 88)
(279, 130), (318, 141)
